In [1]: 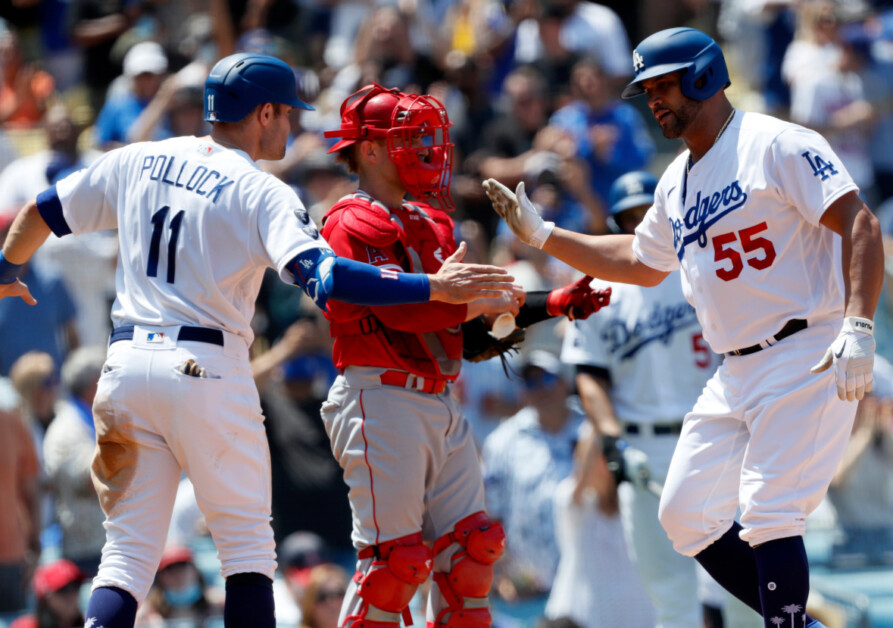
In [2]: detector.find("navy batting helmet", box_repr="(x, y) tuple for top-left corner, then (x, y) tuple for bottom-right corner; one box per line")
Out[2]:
(204, 53), (312, 123)
(621, 27), (730, 101)
(607, 171), (657, 233)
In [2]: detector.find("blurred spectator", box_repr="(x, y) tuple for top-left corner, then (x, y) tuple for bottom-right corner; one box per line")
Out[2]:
(273, 531), (335, 628)
(482, 350), (582, 603)
(251, 318), (351, 550)
(0, 214), (78, 376)
(0, 103), (113, 347)
(136, 546), (223, 627)
(544, 422), (655, 627)
(9, 559), (87, 628)
(0, 408), (41, 616)
(477, 66), (552, 183)
(788, 8), (876, 195)
(166, 476), (207, 550)
(455, 353), (524, 451)
(546, 56), (655, 212)
(69, 0), (136, 116)
(782, 0), (844, 88)
(826, 356), (893, 566)
(514, 0), (631, 91)
(10, 352), (59, 544)
(94, 40), (169, 149)
(128, 61), (211, 143)
(43, 345), (108, 576)
(521, 150), (605, 234)
(299, 563), (349, 628)
(718, 1), (796, 115)
(0, 28), (54, 128)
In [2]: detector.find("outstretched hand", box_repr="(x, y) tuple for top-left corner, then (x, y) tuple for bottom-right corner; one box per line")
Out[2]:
(429, 242), (515, 304)
(547, 276), (611, 320)
(0, 279), (36, 305)
(482, 179), (554, 248)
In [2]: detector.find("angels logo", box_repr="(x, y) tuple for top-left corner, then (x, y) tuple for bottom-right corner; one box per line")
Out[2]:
(633, 50), (645, 72)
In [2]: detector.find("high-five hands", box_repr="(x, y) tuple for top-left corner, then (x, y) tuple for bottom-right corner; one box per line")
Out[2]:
(811, 316), (875, 401)
(482, 179), (555, 248)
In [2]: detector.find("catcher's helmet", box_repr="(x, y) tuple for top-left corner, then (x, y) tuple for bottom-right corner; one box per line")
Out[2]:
(204, 53), (312, 123)
(607, 171), (657, 234)
(325, 83), (454, 207)
(621, 27), (730, 101)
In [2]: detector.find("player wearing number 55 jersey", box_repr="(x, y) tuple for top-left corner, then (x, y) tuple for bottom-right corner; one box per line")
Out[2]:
(0, 54), (512, 628)
(484, 28), (884, 628)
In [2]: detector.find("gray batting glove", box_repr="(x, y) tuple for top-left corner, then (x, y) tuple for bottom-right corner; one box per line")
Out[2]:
(621, 445), (653, 492)
(810, 316), (875, 401)
(482, 179), (555, 248)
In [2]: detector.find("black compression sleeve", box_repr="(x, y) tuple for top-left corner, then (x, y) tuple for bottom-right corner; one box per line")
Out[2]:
(516, 291), (552, 328)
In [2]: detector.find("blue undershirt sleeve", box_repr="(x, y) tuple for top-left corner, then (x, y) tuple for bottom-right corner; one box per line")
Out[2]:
(288, 248), (430, 311)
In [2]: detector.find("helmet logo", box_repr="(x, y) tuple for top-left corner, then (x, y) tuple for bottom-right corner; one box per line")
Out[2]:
(626, 179), (643, 194)
(633, 50), (645, 73)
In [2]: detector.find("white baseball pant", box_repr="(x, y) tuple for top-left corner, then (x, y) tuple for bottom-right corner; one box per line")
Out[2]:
(90, 324), (276, 602)
(659, 319), (858, 556)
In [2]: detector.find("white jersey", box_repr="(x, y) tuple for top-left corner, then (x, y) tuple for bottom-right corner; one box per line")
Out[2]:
(632, 110), (857, 354)
(561, 277), (720, 425)
(43, 136), (327, 345)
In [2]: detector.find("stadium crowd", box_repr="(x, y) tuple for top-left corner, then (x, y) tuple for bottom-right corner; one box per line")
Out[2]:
(1, 0), (893, 626)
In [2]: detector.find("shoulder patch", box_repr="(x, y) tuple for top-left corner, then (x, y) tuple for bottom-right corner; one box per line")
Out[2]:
(325, 200), (401, 247)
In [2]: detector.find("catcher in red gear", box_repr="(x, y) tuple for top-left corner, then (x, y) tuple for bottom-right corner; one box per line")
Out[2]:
(318, 83), (610, 628)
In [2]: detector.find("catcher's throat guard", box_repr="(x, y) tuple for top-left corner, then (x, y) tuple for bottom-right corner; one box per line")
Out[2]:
(325, 83), (454, 209)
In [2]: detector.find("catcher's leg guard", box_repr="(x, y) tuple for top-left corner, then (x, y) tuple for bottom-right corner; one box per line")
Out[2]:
(342, 533), (434, 628)
(432, 512), (505, 628)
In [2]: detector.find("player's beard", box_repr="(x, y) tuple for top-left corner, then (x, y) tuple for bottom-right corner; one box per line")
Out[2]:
(659, 99), (702, 139)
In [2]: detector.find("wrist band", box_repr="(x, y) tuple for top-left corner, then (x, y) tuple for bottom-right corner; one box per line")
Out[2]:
(0, 251), (23, 285)
(530, 221), (555, 249)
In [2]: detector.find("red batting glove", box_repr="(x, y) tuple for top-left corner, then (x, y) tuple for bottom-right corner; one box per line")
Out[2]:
(546, 276), (611, 321)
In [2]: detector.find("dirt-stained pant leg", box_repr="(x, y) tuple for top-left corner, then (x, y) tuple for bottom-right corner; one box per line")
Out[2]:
(90, 328), (276, 602)
(91, 340), (184, 603)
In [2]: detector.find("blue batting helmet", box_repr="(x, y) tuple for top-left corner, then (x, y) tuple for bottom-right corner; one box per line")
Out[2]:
(204, 53), (313, 123)
(609, 171), (657, 215)
(621, 27), (730, 101)
(607, 171), (657, 234)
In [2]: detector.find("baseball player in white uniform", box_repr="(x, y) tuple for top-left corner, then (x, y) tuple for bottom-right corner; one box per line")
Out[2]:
(0, 54), (512, 628)
(561, 170), (723, 627)
(484, 27), (884, 628)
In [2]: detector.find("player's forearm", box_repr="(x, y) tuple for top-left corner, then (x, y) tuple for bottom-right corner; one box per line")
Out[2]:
(841, 205), (884, 320)
(541, 228), (667, 287)
(2, 199), (51, 265)
(575, 371), (622, 437)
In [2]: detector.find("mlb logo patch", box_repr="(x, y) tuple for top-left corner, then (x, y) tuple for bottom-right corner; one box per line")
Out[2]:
(147, 332), (165, 343)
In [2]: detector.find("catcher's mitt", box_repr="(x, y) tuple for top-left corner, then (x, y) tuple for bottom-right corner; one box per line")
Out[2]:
(462, 316), (526, 364)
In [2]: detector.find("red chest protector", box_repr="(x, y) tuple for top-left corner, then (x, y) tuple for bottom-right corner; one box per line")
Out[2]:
(322, 192), (464, 379)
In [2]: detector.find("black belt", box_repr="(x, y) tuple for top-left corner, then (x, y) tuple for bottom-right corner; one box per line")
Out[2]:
(725, 319), (807, 357)
(625, 422), (683, 436)
(110, 325), (224, 346)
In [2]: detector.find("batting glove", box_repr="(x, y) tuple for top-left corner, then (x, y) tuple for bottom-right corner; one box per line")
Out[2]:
(602, 436), (652, 491)
(810, 316), (875, 401)
(482, 179), (555, 248)
(546, 276), (612, 321)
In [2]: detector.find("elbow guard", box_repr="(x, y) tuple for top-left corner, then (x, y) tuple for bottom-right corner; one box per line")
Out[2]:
(288, 246), (337, 311)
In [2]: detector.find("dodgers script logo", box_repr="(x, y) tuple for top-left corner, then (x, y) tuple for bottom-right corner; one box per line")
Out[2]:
(592, 301), (699, 360)
(671, 179), (748, 260)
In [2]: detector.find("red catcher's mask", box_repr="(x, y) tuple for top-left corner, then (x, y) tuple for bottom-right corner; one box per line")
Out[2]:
(325, 83), (454, 209)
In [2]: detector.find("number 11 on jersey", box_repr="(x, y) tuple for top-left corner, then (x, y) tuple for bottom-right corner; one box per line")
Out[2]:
(147, 205), (185, 283)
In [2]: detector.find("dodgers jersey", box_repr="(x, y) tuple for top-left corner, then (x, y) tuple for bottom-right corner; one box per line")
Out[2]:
(37, 136), (327, 345)
(561, 278), (720, 425)
(632, 110), (858, 354)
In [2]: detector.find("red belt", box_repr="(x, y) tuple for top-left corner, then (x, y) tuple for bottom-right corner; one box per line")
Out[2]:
(379, 369), (448, 395)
